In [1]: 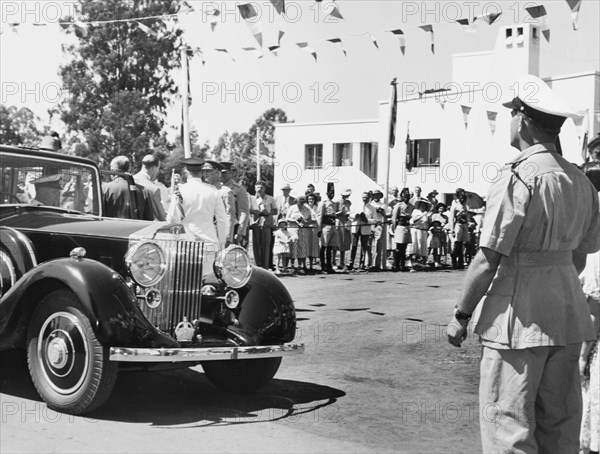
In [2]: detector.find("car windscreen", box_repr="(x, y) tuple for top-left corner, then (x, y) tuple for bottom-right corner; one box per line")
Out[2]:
(0, 152), (101, 215)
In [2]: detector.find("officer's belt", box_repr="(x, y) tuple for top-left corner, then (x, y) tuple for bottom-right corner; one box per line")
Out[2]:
(507, 250), (572, 267)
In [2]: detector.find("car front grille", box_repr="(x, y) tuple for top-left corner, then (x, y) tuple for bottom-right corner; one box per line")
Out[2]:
(136, 239), (205, 335)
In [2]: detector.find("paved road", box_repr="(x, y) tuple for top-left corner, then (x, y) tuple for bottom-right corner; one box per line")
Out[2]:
(1, 269), (483, 453)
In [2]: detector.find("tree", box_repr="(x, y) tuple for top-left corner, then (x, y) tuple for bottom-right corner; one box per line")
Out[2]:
(211, 108), (290, 194)
(0, 105), (45, 147)
(57, 0), (184, 168)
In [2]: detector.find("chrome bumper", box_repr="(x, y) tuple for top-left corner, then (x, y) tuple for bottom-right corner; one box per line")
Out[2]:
(109, 342), (304, 362)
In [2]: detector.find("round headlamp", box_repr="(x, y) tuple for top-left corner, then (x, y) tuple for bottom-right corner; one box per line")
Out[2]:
(213, 245), (252, 289)
(125, 241), (167, 287)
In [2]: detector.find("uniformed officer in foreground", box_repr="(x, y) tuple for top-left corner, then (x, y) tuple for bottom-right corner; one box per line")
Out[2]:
(446, 75), (600, 452)
(174, 158), (229, 267)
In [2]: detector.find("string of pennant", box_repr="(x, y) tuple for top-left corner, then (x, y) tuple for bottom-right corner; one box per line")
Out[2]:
(0, 0), (586, 63)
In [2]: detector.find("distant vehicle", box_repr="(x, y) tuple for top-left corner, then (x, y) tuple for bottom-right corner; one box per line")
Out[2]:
(0, 144), (303, 415)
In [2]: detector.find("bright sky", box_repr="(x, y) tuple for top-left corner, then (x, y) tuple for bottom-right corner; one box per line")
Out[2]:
(1, 1), (599, 147)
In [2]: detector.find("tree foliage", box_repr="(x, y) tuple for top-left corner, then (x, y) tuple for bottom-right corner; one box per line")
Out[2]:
(0, 105), (46, 147)
(57, 0), (183, 168)
(211, 108), (290, 194)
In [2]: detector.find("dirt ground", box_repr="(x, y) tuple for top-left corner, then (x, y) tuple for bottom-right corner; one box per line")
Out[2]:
(1, 269), (484, 453)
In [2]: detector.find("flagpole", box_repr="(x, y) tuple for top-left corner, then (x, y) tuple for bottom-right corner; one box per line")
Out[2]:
(384, 78), (397, 204)
(383, 78), (397, 271)
(181, 46), (191, 159)
(256, 127), (261, 181)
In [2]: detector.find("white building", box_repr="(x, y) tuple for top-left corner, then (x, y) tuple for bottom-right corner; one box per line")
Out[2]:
(274, 23), (599, 207)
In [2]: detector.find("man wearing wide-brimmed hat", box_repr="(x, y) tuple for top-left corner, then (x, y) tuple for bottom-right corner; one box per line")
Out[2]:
(447, 75), (600, 452)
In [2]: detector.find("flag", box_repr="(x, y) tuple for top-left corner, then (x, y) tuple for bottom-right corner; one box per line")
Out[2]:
(578, 110), (590, 161)
(136, 21), (158, 37)
(405, 122), (414, 171)
(369, 33), (379, 49)
(297, 42), (317, 62)
(208, 8), (220, 32)
(277, 15), (286, 45)
(456, 17), (477, 33)
(215, 48), (236, 62)
(389, 78), (398, 148)
(238, 3), (263, 47)
(177, 1), (194, 14)
(418, 24), (435, 53)
(474, 11), (502, 25)
(327, 38), (347, 57)
(269, 0), (285, 14)
(390, 29), (406, 55)
(461, 105), (472, 128)
(486, 111), (498, 135)
(525, 5), (550, 41)
(327, 2), (344, 20)
(268, 45), (280, 56)
(565, 0), (582, 30)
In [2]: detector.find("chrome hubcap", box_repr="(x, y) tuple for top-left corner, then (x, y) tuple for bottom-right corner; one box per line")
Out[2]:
(47, 335), (69, 368)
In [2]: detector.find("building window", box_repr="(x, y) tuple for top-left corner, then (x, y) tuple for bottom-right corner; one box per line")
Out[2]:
(305, 144), (323, 169)
(411, 139), (441, 166)
(333, 143), (353, 167)
(360, 142), (378, 181)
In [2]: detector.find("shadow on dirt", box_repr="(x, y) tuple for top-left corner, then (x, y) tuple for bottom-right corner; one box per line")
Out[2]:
(0, 350), (345, 427)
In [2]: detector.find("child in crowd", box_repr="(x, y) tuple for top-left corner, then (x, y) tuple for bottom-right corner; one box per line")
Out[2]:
(427, 220), (444, 268)
(273, 219), (292, 273)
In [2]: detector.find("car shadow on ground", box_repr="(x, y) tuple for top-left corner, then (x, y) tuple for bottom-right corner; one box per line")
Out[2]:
(0, 350), (345, 427)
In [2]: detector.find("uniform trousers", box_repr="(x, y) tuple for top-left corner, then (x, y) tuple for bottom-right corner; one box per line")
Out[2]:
(479, 343), (582, 454)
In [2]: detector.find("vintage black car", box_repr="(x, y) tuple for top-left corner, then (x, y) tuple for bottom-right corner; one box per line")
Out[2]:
(0, 145), (303, 415)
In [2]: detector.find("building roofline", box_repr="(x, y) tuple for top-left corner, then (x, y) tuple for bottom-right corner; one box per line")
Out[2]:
(275, 119), (379, 128)
(543, 71), (600, 82)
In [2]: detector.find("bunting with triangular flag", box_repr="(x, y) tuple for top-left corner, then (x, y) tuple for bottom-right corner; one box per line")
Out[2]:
(238, 3), (263, 47)
(456, 17), (477, 33)
(277, 15), (286, 45)
(327, 38), (347, 57)
(486, 111), (498, 135)
(268, 45), (280, 56)
(525, 5), (550, 41)
(215, 48), (236, 62)
(270, 0), (285, 15)
(461, 105), (472, 128)
(297, 42), (317, 61)
(565, 0), (582, 30)
(390, 29), (406, 55)
(474, 11), (502, 25)
(208, 8), (220, 32)
(418, 24), (434, 53)
(136, 21), (158, 37)
(177, 1), (194, 14)
(327, 1), (344, 20)
(368, 33), (379, 49)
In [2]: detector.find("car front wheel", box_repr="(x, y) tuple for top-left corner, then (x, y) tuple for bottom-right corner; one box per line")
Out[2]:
(27, 290), (118, 415)
(201, 357), (282, 393)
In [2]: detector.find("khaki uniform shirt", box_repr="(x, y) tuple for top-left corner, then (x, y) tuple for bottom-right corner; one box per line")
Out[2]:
(473, 143), (600, 349)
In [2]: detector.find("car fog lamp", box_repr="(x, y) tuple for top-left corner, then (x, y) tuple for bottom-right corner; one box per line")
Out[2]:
(125, 241), (167, 287)
(201, 285), (217, 296)
(144, 288), (162, 309)
(224, 290), (240, 309)
(213, 245), (252, 289)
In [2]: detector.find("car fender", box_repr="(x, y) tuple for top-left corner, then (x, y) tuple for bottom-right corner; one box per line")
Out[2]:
(0, 227), (38, 296)
(0, 257), (178, 350)
(234, 267), (297, 344)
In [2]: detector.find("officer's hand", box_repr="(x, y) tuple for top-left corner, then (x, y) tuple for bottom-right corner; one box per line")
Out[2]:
(447, 316), (468, 348)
